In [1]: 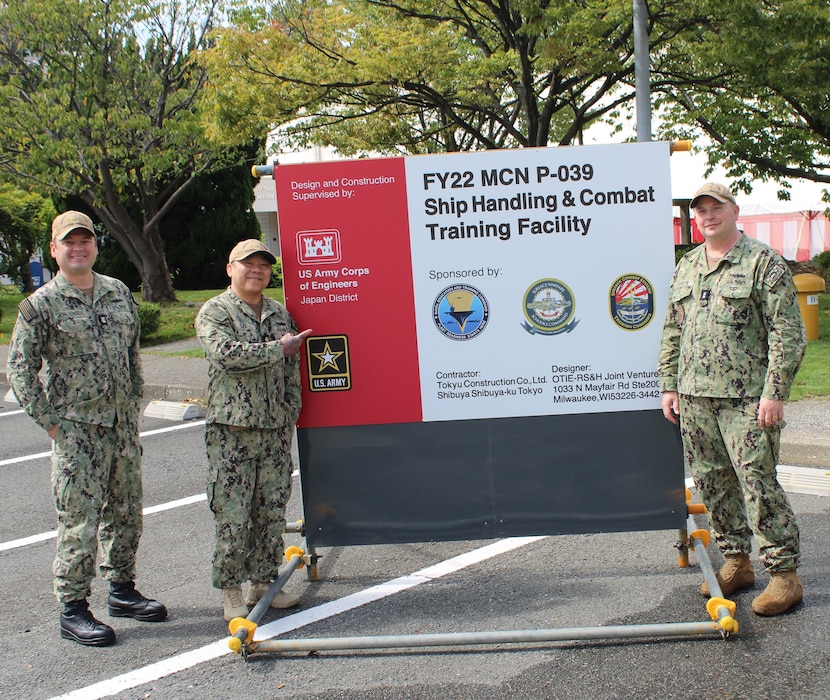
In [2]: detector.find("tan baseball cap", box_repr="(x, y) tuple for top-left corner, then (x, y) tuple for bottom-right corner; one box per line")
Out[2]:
(228, 239), (277, 265)
(690, 182), (737, 209)
(52, 211), (95, 242)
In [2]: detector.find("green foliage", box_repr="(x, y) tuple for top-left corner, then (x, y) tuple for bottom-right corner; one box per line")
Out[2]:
(269, 258), (283, 288)
(138, 287), (285, 347)
(0, 0), (243, 302)
(656, 0), (830, 196)
(137, 302), (162, 340)
(95, 161), (262, 290)
(812, 251), (830, 280)
(161, 162), (261, 290)
(199, 0), (702, 154)
(0, 184), (56, 291)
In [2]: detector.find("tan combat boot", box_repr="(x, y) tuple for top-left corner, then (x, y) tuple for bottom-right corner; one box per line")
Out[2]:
(751, 571), (803, 616)
(700, 553), (755, 597)
(245, 582), (300, 610)
(223, 586), (249, 622)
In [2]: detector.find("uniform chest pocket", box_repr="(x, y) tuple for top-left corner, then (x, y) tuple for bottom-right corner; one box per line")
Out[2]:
(715, 283), (755, 326)
(110, 310), (135, 333)
(668, 283), (693, 325)
(55, 317), (97, 356)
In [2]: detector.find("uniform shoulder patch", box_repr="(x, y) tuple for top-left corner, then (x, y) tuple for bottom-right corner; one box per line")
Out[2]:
(17, 297), (38, 322)
(762, 262), (786, 291)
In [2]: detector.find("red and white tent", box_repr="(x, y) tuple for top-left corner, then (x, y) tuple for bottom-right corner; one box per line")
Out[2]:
(674, 203), (830, 262)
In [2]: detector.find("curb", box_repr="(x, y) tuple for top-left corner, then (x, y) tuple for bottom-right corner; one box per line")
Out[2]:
(142, 383), (206, 402)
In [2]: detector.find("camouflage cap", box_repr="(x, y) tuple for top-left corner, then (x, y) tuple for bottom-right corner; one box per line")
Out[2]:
(228, 239), (277, 265)
(690, 182), (737, 209)
(52, 211), (95, 242)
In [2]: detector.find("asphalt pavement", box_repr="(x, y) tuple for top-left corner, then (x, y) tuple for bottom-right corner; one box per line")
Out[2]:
(2, 340), (830, 699)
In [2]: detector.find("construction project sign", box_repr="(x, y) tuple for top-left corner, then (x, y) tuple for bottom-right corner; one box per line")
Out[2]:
(275, 142), (685, 546)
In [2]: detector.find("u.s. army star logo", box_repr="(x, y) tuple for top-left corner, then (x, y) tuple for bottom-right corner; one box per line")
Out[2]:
(307, 335), (351, 391)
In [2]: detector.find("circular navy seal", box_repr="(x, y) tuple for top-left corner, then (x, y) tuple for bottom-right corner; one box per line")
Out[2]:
(609, 274), (655, 331)
(432, 284), (489, 340)
(522, 278), (577, 335)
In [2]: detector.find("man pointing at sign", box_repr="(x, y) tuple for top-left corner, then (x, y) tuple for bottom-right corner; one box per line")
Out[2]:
(196, 239), (311, 621)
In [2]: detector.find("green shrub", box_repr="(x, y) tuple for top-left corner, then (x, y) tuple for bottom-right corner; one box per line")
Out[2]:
(812, 250), (830, 280)
(269, 257), (284, 288)
(137, 302), (161, 339)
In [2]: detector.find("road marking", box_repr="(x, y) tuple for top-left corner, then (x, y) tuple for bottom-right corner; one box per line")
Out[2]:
(0, 449), (52, 467)
(49, 536), (545, 700)
(0, 409), (25, 417)
(0, 494), (209, 552)
(0, 473), (300, 553)
(0, 420), (205, 467)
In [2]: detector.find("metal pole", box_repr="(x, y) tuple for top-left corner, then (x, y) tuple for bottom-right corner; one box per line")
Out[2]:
(633, 0), (651, 142)
(247, 620), (723, 655)
(228, 553), (304, 652)
(687, 515), (739, 635)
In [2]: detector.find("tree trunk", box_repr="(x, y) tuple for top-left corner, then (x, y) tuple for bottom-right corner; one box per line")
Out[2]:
(19, 260), (34, 293)
(91, 194), (177, 303)
(138, 245), (176, 302)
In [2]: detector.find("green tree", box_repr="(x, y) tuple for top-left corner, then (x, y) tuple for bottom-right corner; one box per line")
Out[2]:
(655, 0), (830, 200)
(0, 0), (245, 301)
(199, 0), (703, 155)
(0, 183), (56, 292)
(161, 162), (260, 290)
(92, 159), (261, 290)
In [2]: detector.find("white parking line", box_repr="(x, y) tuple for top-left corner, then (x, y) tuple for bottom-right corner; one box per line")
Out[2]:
(0, 420), (205, 467)
(0, 449), (52, 467)
(49, 536), (545, 700)
(0, 494), (209, 552)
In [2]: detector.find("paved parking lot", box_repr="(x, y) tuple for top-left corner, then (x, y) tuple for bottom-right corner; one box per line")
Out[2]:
(2, 388), (829, 700)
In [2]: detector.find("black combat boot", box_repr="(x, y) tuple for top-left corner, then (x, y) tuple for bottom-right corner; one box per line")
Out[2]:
(107, 581), (167, 622)
(60, 600), (116, 647)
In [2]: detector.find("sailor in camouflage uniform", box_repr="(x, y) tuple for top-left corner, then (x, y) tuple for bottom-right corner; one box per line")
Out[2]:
(7, 211), (166, 647)
(658, 183), (807, 616)
(195, 239), (311, 621)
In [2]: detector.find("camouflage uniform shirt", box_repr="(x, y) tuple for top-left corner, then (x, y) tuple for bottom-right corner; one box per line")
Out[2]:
(658, 234), (806, 400)
(7, 272), (143, 429)
(195, 289), (301, 428)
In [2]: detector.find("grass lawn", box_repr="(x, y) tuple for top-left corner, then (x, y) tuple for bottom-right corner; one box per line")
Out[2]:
(0, 286), (284, 350)
(140, 288), (285, 350)
(2, 284), (828, 399)
(789, 290), (830, 400)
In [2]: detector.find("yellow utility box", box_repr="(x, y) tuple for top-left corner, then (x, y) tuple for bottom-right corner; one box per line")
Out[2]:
(793, 273), (826, 341)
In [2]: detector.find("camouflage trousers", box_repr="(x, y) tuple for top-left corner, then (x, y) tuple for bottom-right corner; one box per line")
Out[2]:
(205, 423), (293, 590)
(679, 395), (799, 572)
(51, 416), (143, 603)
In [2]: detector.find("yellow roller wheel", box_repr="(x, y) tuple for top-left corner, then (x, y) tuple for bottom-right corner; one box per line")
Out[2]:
(719, 616), (739, 634)
(285, 545), (306, 568)
(691, 529), (710, 548)
(706, 596), (737, 621)
(228, 616), (258, 647)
